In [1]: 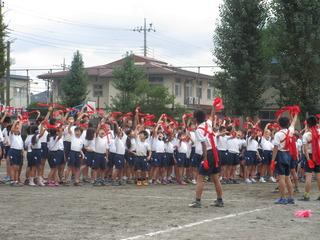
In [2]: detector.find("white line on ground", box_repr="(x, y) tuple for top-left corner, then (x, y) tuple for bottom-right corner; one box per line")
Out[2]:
(119, 206), (273, 240)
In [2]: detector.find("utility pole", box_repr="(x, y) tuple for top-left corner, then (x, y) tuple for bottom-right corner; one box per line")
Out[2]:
(133, 18), (156, 57)
(5, 40), (10, 106)
(26, 69), (29, 106)
(0, 0), (5, 104)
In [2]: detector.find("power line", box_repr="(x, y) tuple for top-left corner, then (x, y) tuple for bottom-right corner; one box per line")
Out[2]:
(133, 18), (156, 57)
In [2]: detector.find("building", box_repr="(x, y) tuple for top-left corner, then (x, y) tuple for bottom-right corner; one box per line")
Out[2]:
(38, 55), (217, 110)
(1, 74), (30, 108)
(30, 90), (49, 104)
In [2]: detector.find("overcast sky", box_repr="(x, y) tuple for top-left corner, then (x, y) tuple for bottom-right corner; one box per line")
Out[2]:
(4, 0), (223, 93)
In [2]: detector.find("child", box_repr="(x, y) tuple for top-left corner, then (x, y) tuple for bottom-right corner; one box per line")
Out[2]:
(175, 131), (189, 185)
(1, 115), (11, 182)
(113, 125), (127, 186)
(83, 127), (95, 183)
(165, 134), (175, 183)
(244, 130), (261, 183)
(47, 126), (64, 186)
(260, 124), (275, 183)
(125, 128), (136, 184)
(216, 126), (229, 183)
(135, 130), (151, 186)
(9, 120), (24, 186)
(271, 113), (298, 204)
(68, 120), (84, 186)
(152, 124), (166, 184)
(93, 127), (109, 186)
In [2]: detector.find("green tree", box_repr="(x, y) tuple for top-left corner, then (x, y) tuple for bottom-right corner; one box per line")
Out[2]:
(0, 4), (7, 103)
(271, 0), (320, 115)
(61, 50), (88, 107)
(213, 0), (267, 116)
(111, 53), (146, 113)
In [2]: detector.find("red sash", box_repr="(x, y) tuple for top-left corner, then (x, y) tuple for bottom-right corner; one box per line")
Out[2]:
(310, 127), (320, 165)
(198, 123), (219, 167)
(280, 130), (297, 160)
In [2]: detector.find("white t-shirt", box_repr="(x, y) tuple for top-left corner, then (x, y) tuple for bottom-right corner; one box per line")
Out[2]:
(165, 141), (174, 154)
(71, 135), (84, 152)
(216, 135), (229, 151)
(95, 136), (109, 154)
(64, 126), (76, 142)
(115, 134), (127, 155)
(189, 131), (196, 147)
(302, 131), (320, 154)
(246, 137), (259, 152)
(38, 124), (48, 143)
(154, 138), (165, 153)
(84, 139), (95, 152)
(24, 135), (32, 152)
(31, 134), (42, 149)
(48, 136), (64, 151)
(273, 127), (294, 151)
(136, 139), (150, 156)
(2, 128), (10, 146)
(227, 138), (242, 154)
(261, 137), (274, 151)
(177, 141), (188, 154)
(195, 119), (213, 150)
(10, 133), (23, 150)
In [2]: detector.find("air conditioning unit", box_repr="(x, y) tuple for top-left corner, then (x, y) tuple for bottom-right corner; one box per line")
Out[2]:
(185, 96), (193, 105)
(193, 97), (200, 105)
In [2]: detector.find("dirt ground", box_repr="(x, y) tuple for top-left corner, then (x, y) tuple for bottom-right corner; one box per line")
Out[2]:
(0, 162), (319, 240)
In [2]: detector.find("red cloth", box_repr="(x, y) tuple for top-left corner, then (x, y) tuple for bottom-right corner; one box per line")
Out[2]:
(275, 105), (300, 118)
(212, 97), (224, 112)
(270, 160), (276, 171)
(310, 126), (320, 165)
(282, 130), (298, 160)
(198, 123), (219, 168)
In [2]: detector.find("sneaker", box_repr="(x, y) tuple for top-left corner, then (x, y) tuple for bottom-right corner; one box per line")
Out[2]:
(179, 181), (187, 185)
(47, 182), (56, 187)
(54, 181), (59, 186)
(137, 180), (142, 186)
(211, 199), (224, 207)
(189, 201), (201, 208)
(270, 176), (277, 183)
(287, 198), (295, 204)
(191, 179), (197, 185)
(112, 181), (121, 186)
(250, 178), (257, 183)
(245, 178), (252, 184)
(156, 179), (162, 184)
(29, 179), (36, 186)
(93, 180), (101, 186)
(274, 198), (288, 205)
(24, 179), (30, 185)
(272, 186), (280, 193)
(259, 177), (266, 183)
(73, 182), (82, 186)
(298, 196), (310, 201)
(143, 180), (149, 186)
(38, 180), (45, 187)
(231, 179), (240, 184)
(316, 196), (320, 201)
(294, 187), (300, 193)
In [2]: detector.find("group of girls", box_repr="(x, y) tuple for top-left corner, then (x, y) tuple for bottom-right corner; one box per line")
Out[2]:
(0, 105), (312, 192)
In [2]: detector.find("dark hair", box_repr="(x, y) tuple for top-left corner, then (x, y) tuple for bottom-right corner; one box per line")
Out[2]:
(219, 126), (226, 132)
(139, 130), (149, 139)
(36, 116), (45, 125)
(3, 116), (11, 124)
(226, 126), (233, 132)
(193, 110), (206, 124)
(30, 124), (39, 145)
(125, 129), (133, 149)
(278, 117), (290, 129)
(307, 115), (317, 127)
(74, 127), (83, 134)
(47, 128), (57, 141)
(85, 127), (95, 141)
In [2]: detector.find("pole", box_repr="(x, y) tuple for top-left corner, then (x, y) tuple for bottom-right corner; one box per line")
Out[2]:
(144, 18), (147, 57)
(26, 69), (29, 106)
(0, 0), (4, 104)
(5, 40), (10, 106)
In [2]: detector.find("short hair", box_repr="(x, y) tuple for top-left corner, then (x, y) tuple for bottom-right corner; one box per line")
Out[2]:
(278, 117), (290, 129)
(3, 116), (11, 124)
(139, 130), (149, 139)
(193, 110), (206, 124)
(307, 115), (317, 127)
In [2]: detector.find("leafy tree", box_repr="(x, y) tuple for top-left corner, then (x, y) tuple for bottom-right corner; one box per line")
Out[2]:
(111, 54), (180, 117)
(271, 0), (320, 115)
(111, 53), (146, 113)
(61, 50), (88, 107)
(213, 0), (267, 116)
(0, 5), (7, 103)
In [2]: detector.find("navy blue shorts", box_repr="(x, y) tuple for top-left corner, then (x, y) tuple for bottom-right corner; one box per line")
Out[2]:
(63, 141), (71, 159)
(113, 153), (125, 169)
(125, 153), (136, 167)
(300, 154), (307, 169)
(48, 150), (64, 168)
(199, 150), (220, 176)
(30, 149), (42, 167)
(176, 152), (187, 167)
(184, 156), (191, 168)
(262, 150), (272, 165)
(190, 147), (195, 162)
(9, 148), (23, 166)
(107, 152), (115, 168)
(68, 150), (82, 168)
(27, 152), (33, 167)
(166, 153), (175, 166)
(153, 152), (166, 167)
(41, 142), (49, 159)
(244, 151), (257, 166)
(191, 153), (203, 168)
(290, 157), (297, 170)
(92, 153), (107, 170)
(219, 150), (228, 166)
(275, 151), (291, 176)
(228, 152), (240, 166)
(135, 156), (148, 172)
(4, 146), (10, 158)
(85, 151), (95, 167)
(258, 149), (263, 163)
(304, 154), (320, 173)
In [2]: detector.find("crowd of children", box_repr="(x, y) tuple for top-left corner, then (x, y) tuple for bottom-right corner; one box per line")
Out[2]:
(0, 102), (319, 206)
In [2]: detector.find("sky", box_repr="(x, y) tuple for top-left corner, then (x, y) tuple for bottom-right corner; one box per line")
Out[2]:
(4, 0), (223, 93)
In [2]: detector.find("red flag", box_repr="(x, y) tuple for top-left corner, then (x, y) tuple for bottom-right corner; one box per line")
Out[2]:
(213, 97), (224, 112)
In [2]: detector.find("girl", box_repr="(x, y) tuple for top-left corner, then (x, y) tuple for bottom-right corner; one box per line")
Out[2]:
(152, 124), (166, 184)
(165, 134), (175, 183)
(93, 126), (109, 186)
(9, 120), (23, 186)
(244, 130), (261, 183)
(260, 124), (275, 183)
(47, 126), (64, 186)
(68, 120), (84, 186)
(83, 127), (95, 183)
(113, 125), (127, 186)
(135, 130), (151, 186)
(125, 128), (136, 184)
(1, 115), (11, 182)
(175, 131), (188, 185)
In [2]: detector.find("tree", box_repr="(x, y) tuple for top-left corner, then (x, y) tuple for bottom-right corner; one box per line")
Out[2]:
(271, 0), (320, 115)
(61, 50), (88, 107)
(213, 0), (267, 116)
(111, 53), (146, 113)
(0, 4), (7, 103)
(111, 53), (179, 117)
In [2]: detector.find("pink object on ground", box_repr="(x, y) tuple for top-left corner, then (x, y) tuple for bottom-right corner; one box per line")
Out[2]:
(294, 210), (312, 218)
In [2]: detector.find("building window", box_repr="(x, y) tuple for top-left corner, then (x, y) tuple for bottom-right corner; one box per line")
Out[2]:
(149, 76), (164, 85)
(14, 87), (26, 97)
(196, 87), (202, 99)
(207, 89), (212, 99)
(174, 78), (182, 97)
(184, 80), (193, 98)
(93, 84), (103, 97)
